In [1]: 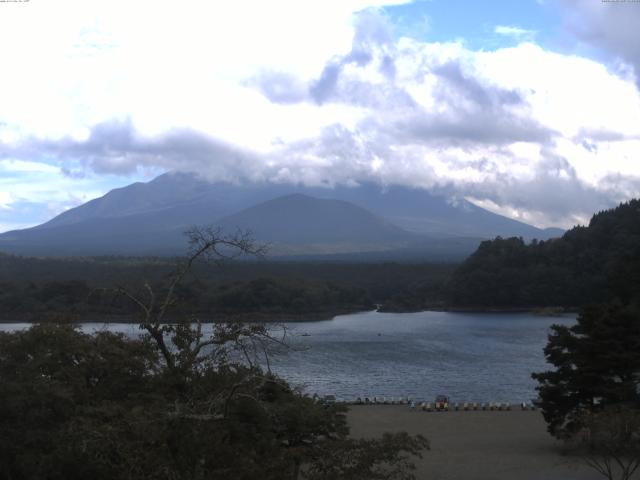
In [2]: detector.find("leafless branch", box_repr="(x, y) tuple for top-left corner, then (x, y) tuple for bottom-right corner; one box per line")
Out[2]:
(111, 226), (269, 372)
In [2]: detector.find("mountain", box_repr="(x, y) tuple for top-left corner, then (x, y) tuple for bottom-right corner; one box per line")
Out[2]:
(0, 172), (564, 258)
(217, 194), (414, 254)
(36, 172), (563, 239)
(293, 182), (565, 240)
(448, 199), (640, 308)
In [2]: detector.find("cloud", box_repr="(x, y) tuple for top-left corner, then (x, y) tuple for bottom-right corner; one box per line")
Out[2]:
(0, 192), (12, 210)
(247, 72), (309, 105)
(310, 9), (397, 104)
(462, 152), (628, 227)
(560, 0), (640, 85)
(2, 120), (262, 183)
(494, 25), (536, 40)
(0, 5), (639, 231)
(0, 156), (140, 233)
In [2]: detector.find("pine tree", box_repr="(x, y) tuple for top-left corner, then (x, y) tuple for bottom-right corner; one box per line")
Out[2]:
(532, 303), (640, 438)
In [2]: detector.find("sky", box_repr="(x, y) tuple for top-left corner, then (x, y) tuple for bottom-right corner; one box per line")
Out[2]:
(1, 0), (640, 232)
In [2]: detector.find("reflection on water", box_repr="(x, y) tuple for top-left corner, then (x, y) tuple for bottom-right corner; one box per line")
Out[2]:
(0, 310), (574, 402)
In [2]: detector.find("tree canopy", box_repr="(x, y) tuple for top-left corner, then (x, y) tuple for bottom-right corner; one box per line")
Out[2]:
(449, 199), (640, 308)
(532, 303), (640, 439)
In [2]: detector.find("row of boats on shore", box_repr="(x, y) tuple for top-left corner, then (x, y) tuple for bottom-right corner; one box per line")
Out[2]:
(324, 394), (539, 411)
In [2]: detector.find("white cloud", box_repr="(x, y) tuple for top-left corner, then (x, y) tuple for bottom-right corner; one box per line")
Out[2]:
(0, 192), (12, 210)
(0, 3), (639, 231)
(0, 0), (407, 142)
(494, 25), (536, 39)
(560, 0), (640, 85)
(0, 159), (59, 174)
(0, 158), (156, 226)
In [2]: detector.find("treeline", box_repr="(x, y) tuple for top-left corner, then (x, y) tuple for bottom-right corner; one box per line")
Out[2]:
(0, 277), (373, 322)
(376, 275), (450, 312)
(0, 255), (455, 321)
(448, 199), (640, 308)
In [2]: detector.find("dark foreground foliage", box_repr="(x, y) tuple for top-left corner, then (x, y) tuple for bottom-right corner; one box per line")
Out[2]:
(0, 227), (428, 480)
(0, 324), (428, 480)
(532, 303), (640, 439)
(532, 302), (640, 443)
(532, 301), (640, 479)
(576, 406), (640, 480)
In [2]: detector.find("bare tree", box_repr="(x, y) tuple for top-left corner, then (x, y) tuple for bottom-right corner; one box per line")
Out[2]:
(577, 406), (640, 480)
(116, 226), (274, 372)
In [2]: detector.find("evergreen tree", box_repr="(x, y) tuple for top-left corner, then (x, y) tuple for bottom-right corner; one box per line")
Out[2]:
(532, 303), (640, 438)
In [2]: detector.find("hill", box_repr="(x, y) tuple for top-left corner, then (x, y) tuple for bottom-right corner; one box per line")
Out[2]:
(447, 199), (640, 308)
(217, 194), (414, 254)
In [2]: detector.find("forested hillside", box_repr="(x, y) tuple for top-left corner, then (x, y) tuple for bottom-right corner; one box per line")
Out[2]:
(0, 255), (454, 321)
(448, 200), (640, 308)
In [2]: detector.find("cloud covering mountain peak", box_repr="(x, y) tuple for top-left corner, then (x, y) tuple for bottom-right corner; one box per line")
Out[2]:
(0, 1), (639, 232)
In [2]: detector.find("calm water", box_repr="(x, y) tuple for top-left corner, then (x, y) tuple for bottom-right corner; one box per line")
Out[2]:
(0, 310), (574, 403)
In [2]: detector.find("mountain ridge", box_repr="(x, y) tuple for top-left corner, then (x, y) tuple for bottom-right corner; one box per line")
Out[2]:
(0, 172), (564, 258)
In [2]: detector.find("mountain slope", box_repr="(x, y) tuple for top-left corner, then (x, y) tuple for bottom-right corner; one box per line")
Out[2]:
(33, 172), (564, 240)
(295, 182), (564, 239)
(0, 194), (421, 257)
(0, 172), (564, 257)
(217, 194), (413, 245)
(0, 213), (189, 256)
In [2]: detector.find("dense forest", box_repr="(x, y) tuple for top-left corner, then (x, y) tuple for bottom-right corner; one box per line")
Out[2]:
(0, 254), (454, 321)
(448, 199), (640, 308)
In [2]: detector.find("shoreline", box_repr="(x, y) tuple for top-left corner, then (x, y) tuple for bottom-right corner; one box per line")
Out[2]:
(0, 307), (371, 325)
(380, 305), (578, 316)
(0, 305), (577, 324)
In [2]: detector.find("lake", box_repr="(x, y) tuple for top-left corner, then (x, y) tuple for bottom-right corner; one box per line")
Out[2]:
(0, 310), (574, 403)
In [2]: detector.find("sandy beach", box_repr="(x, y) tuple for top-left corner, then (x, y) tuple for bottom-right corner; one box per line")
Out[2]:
(347, 405), (602, 480)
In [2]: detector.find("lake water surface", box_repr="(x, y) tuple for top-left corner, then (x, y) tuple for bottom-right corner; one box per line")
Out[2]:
(0, 310), (574, 403)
